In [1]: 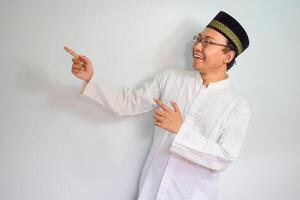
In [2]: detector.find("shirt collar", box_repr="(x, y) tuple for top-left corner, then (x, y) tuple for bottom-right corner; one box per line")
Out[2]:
(196, 71), (230, 90)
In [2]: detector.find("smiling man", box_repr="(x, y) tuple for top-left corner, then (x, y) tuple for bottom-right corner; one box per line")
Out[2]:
(65, 11), (251, 200)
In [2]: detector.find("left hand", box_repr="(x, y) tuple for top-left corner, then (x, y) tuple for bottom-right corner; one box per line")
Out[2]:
(153, 98), (183, 134)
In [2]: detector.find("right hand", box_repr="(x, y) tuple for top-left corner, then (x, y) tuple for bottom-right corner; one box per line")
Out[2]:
(64, 46), (94, 82)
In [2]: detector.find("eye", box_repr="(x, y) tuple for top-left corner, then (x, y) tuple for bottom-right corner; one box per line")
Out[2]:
(203, 40), (211, 45)
(206, 40), (215, 45)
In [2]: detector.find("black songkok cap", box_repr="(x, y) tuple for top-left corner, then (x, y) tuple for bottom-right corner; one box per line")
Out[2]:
(206, 11), (249, 56)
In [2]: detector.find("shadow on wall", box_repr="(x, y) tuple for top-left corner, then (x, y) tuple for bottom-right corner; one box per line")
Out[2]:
(13, 59), (126, 126)
(13, 19), (206, 126)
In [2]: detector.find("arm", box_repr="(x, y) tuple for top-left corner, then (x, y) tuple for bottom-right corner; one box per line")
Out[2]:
(64, 46), (165, 116)
(170, 100), (251, 171)
(80, 72), (164, 116)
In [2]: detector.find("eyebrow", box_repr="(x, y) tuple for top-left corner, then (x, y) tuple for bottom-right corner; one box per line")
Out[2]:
(198, 33), (215, 40)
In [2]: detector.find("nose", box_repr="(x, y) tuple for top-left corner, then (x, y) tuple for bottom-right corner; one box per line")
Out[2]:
(193, 42), (203, 52)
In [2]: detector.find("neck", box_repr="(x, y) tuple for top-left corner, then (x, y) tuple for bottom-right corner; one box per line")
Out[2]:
(199, 69), (227, 88)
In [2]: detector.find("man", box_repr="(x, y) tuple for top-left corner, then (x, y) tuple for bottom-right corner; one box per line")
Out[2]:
(64, 11), (251, 200)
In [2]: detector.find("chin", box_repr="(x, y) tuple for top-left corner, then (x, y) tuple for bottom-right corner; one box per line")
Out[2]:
(192, 61), (204, 71)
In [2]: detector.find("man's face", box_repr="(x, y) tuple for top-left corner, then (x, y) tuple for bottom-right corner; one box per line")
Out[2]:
(192, 28), (232, 73)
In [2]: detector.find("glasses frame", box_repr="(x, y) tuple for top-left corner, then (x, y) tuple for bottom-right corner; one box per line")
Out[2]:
(193, 35), (230, 49)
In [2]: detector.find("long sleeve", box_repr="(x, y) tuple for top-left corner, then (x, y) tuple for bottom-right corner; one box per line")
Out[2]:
(80, 72), (165, 116)
(170, 99), (251, 171)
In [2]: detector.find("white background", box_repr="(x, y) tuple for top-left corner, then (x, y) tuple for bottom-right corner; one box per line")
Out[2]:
(1, 0), (299, 199)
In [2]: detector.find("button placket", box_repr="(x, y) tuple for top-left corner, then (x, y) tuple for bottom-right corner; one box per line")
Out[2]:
(186, 86), (210, 118)
(155, 154), (178, 200)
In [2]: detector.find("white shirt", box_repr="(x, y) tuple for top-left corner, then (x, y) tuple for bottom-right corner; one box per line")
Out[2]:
(80, 69), (251, 200)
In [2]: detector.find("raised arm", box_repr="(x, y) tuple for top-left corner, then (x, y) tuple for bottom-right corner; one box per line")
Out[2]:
(64, 46), (165, 116)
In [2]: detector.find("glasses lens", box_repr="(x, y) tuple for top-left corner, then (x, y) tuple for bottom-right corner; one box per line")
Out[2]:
(193, 35), (200, 43)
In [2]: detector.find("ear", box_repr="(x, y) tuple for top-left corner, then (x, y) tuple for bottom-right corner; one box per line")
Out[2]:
(224, 50), (236, 64)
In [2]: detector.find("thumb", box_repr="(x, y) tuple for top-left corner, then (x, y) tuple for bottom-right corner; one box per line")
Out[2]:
(80, 55), (92, 66)
(83, 56), (92, 65)
(77, 55), (87, 64)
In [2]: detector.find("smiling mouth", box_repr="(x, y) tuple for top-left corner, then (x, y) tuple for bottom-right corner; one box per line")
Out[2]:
(193, 54), (205, 60)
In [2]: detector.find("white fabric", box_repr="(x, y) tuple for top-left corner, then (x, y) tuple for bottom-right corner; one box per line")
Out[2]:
(80, 69), (251, 200)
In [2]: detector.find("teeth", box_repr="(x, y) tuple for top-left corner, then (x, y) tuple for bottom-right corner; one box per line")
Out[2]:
(194, 54), (204, 59)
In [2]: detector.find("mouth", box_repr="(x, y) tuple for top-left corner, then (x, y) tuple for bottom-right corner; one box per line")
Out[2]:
(193, 53), (205, 61)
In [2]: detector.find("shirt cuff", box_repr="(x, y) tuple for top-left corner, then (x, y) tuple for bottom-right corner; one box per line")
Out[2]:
(171, 118), (208, 153)
(80, 74), (97, 95)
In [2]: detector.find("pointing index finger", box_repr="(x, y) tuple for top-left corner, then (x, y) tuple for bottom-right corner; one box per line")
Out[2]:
(154, 99), (171, 112)
(64, 46), (79, 58)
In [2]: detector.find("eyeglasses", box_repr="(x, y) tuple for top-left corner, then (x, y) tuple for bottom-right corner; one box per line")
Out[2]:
(193, 35), (229, 48)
